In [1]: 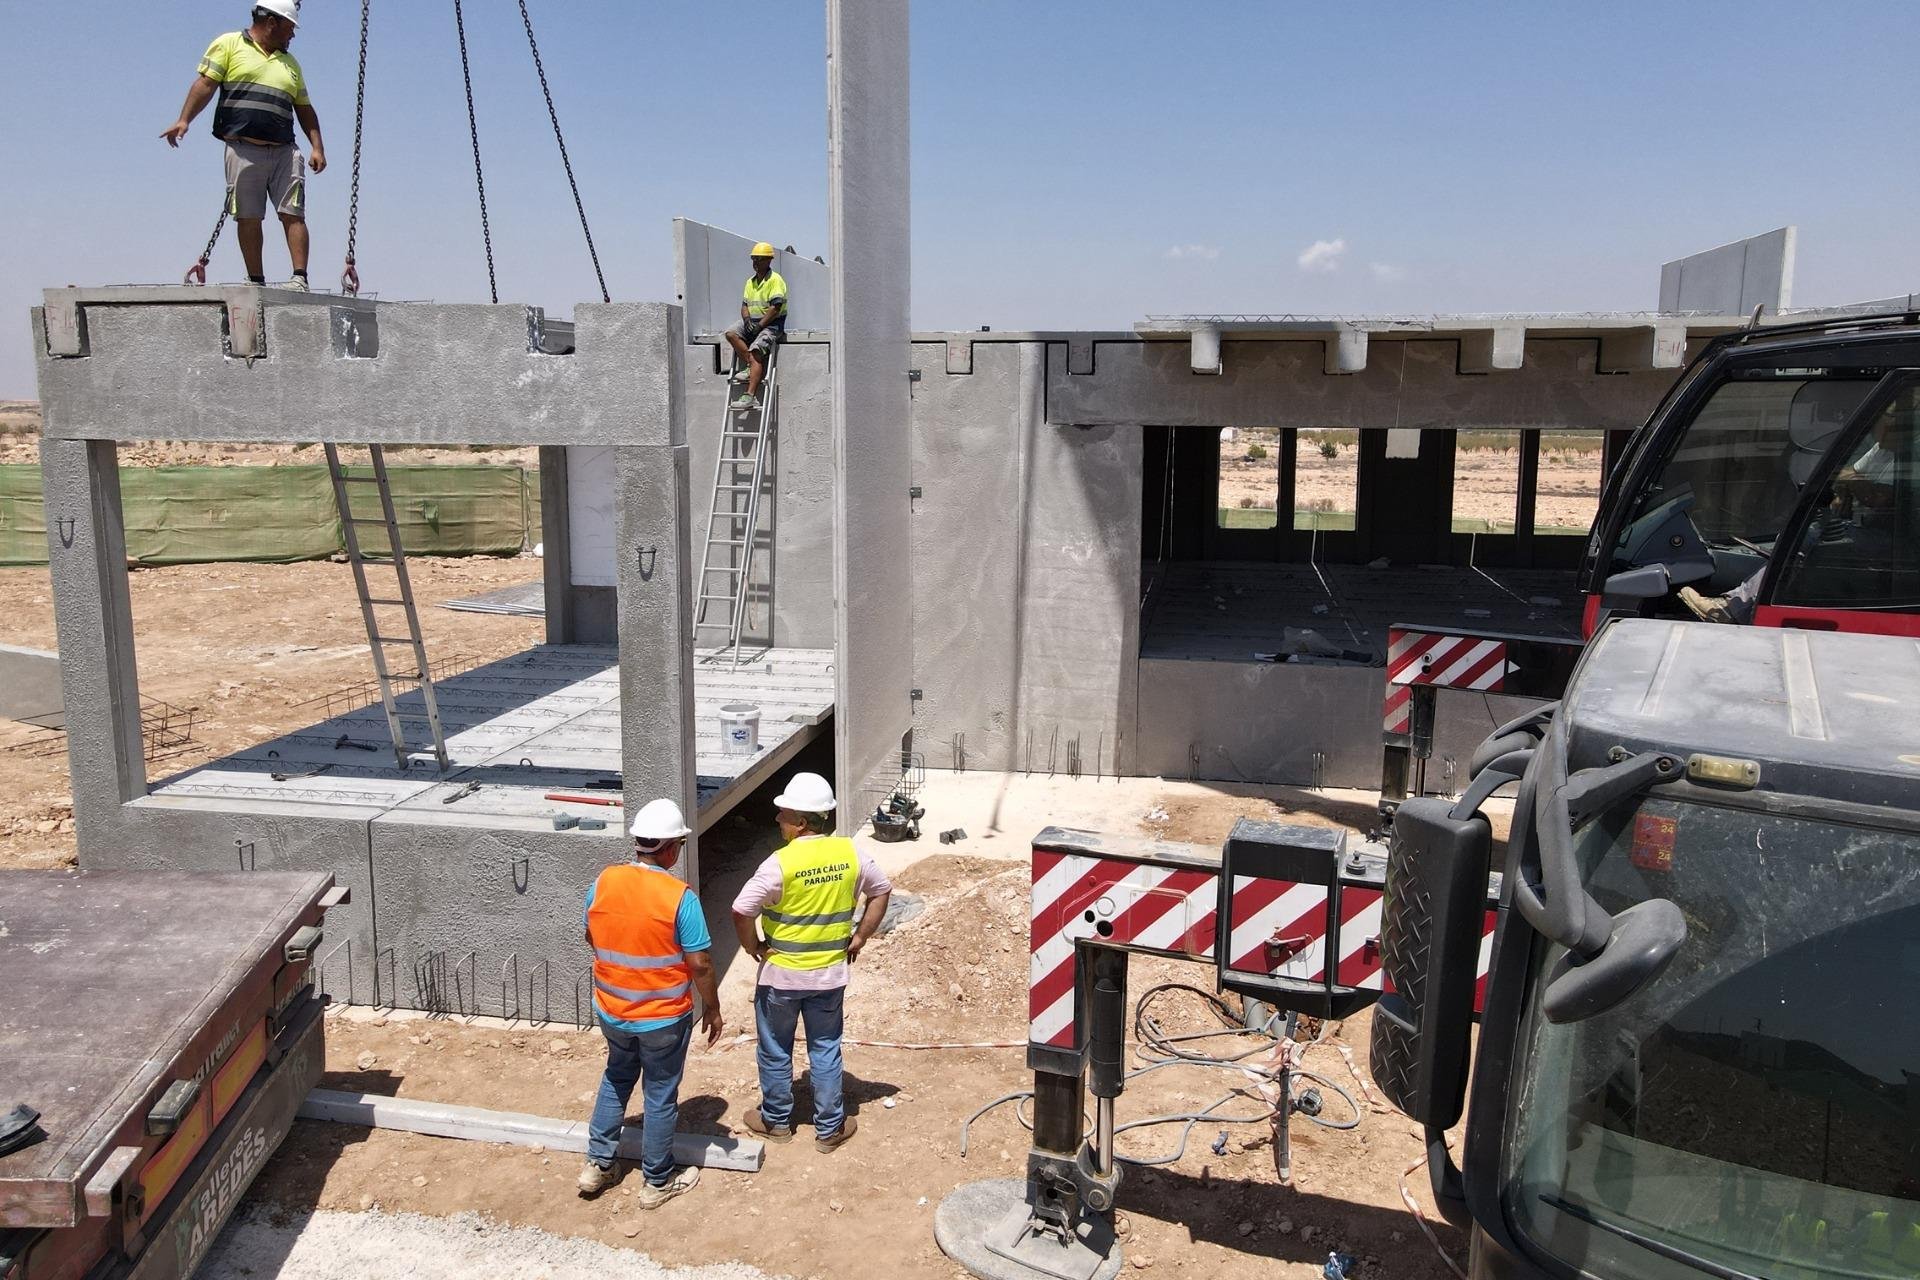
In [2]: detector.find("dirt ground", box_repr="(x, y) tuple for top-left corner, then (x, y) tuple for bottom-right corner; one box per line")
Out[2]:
(1219, 443), (1602, 531)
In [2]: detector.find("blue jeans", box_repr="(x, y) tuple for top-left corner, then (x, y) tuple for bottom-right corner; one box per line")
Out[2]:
(754, 985), (845, 1136)
(587, 1014), (692, 1185)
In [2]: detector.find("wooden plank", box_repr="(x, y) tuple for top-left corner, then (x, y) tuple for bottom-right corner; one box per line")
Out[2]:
(297, 1089), (764, 1173)
(82, 1145), (140, 1218)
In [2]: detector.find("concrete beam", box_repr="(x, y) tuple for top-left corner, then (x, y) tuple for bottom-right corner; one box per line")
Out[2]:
(828, 0), (916, 817)
(1325, 329), (1368, 375)
(33, 293), (683, 447)
(1458, 325), (1527, 373)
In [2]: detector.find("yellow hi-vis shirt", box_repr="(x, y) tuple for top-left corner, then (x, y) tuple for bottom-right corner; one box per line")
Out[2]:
(743, 271), (789, 327)
(763, 836), (858, 971)
(199, 32), (310, 146)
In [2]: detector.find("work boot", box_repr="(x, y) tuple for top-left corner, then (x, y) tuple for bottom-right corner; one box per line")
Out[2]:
(278, 277), (310, 293)
(1677, 586), (1737, 625)
(743, 1107), (794, 1143)
(815, 1115), (858, 1153)
(634, 1164), (700, 1210)
(730, 392), (759, 411)
(575, 1158), (620, 1197)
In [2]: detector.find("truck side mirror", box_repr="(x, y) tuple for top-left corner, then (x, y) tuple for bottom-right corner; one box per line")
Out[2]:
(1369, 797), (1493, 1133)
(1600, 564), (1671, 600)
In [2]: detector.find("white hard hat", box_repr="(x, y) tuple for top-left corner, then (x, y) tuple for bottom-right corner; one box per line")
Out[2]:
(628, 797), (691, 844)
(772, 771), (836, 814)
(254, 0), (299, 26)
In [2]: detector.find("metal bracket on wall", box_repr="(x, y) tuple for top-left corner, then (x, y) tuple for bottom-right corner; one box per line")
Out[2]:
(909, 485), (922, 499)
(235, 839), (256, 870)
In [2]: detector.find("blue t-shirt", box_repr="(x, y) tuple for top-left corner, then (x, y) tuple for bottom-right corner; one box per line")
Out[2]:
(584, 864), (711, 1033)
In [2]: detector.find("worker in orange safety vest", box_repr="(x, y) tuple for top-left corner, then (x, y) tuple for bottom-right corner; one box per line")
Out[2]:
(577, 797), (722, 1208)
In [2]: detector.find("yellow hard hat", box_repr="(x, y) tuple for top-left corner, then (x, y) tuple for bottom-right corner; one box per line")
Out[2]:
(750, 242), (777, 258)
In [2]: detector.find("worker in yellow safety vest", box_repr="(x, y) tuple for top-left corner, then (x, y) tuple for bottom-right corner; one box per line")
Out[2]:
(1856, 1202), (1920, 1272)
(723, 242), (787, 411)
(731, 771), (892, 1152)
(577, 798), (722, 1208)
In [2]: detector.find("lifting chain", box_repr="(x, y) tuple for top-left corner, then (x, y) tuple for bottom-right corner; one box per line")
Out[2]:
(517, 0), (609, 303)
(340, 0), (371, 295)
(183, 206), (230, 286)
(451, 0), (498, 304)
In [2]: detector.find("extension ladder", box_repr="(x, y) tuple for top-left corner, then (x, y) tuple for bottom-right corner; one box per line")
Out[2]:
(323, 444), (451, 772)
(694, 343), (781, 669)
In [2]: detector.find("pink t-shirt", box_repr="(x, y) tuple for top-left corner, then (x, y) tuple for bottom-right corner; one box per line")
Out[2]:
(731, 837), (892, 992)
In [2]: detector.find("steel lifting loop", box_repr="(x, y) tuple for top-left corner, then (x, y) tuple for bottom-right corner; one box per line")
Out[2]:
(340, 258), (361, 297)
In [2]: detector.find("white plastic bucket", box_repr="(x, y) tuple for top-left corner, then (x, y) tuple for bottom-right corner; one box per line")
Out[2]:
(719, 702), (761, 756)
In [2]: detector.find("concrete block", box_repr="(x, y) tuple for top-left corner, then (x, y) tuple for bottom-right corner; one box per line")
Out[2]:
(34, 290), (685, 448)
(1598, 322), (1689, 373)
(368, 819), (622, 1017)
(1458, 325), (1526, 373)
(945, 339), (974, 375)
(1189, 326), (1222, 375)
(1067, 337), (1096, 375)
(1324, 329), (1368, 375)
(828, 0), (916, 812)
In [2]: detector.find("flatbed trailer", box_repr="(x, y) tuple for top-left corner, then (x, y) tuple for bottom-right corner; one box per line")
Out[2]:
(1, 871), (343, 1280)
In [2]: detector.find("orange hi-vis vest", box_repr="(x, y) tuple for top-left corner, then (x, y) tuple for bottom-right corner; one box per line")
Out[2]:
(587, 864), (694, 1024)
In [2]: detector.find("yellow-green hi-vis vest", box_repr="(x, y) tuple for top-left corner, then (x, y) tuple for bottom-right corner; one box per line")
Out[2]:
(764, 836), (859, 971)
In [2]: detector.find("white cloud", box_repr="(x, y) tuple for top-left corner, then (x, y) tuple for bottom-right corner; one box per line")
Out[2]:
(1369, 261), (1406, 282)
(1296, 238), (1347, 272)
(1165, 244), (1221, 261)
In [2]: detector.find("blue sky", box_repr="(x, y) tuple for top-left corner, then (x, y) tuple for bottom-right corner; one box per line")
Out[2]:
(3, 1), (1918, 398)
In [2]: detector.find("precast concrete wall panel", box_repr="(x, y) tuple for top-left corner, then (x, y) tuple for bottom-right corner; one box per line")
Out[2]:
(91, 802), (381, 1004)
(827, 0), (915, 812)
(368, 819), (622, 1018)
(1046, 338), (1680, 432)
(675, 218), (830, 338)
(33, 295), (683, 448)
(684, 341), (837, 649)
(1660, 227), (1795, 315)
(1135, 659), (1544, 790)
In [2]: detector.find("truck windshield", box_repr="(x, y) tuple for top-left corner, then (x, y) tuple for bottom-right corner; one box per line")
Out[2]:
(1616, 376), (1876, 554)
(1503, 797), (1920, 1279)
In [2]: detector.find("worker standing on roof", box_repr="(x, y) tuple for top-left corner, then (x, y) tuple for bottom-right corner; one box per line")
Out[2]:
(732, 772), (891, 1152)
(578, 798), (723, 1208)
(723, 243), (787, 411)
(161, 2), (325, 291)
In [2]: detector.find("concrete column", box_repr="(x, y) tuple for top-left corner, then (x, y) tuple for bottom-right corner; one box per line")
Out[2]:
(827, 0), (915, 825)
(39, 437), (146, 845)
(615, 444), (700, 885)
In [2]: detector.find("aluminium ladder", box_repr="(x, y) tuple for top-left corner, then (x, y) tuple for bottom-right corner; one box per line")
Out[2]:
(323, 444), (451, 772)
(694, 343), (781, 670)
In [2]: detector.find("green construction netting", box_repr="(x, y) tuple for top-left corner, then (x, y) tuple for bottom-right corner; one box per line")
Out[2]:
(0, 464), (540, 567)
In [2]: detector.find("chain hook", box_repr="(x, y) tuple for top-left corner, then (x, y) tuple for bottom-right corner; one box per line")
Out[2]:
(340, 258), (361, 297)
(184, 257), (210, 287)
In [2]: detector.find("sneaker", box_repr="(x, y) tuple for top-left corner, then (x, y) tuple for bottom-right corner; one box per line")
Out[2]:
(576, 1159), (620, 1197)
(728, 366), (751, 384)
(278, 277), (310, 293)
(1677, 586), (1737, 625)
(730, 393), (759, 411)
(814, 1115), (858, 1153)
(743, 1108), (794, 1143)
(634, 1164), (700, 1210)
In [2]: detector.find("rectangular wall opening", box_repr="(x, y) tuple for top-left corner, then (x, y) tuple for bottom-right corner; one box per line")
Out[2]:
(1296, 430), (1359, 532)
(1534, 430), (1606, 538)
(1216, 427), (1280, 529)
(1452, 430), (1522, 534)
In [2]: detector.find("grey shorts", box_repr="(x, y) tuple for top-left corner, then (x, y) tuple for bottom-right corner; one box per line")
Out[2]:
(224, 140), (306, 220)
(727, 322), (783, 358)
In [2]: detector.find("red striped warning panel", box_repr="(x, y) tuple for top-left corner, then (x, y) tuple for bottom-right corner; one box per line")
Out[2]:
(1383, 629), (1510, 735)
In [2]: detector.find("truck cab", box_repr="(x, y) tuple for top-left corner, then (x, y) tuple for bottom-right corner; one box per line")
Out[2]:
(1372, 618), (1920, 1279)
(1581, 312), (1920, 638)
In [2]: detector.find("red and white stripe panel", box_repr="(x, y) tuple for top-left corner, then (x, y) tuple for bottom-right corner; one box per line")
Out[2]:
(1383, 629), (1510, 734)
(1029, 849), (1218, 1050)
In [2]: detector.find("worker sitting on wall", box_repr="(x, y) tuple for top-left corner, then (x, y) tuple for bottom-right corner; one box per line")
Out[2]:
(578, 799), (723, 1208)
(161, 1), (325, 290)
(724, 243), (788, 411)
(731, 771), (891, 1152)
